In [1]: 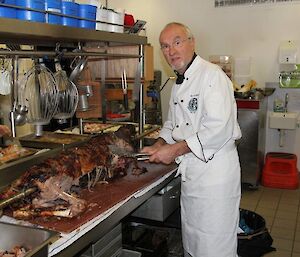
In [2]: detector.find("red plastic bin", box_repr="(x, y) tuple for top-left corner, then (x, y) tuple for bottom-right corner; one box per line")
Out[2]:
(261, 152), (299, 189)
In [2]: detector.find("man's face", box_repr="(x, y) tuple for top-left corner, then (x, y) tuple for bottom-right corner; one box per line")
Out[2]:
(159, 24), (195, 74)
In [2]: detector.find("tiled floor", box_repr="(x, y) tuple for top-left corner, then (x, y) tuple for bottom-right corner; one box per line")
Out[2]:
(240, 186), (300, 257)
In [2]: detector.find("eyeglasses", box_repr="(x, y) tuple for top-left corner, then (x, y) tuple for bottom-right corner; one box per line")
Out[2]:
(160, 37), (191, 52)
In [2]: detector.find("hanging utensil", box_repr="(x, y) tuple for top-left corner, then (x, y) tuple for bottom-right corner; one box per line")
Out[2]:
(53, 58), (79, 123)
(121, 68), (128, 110)
(0, 48), (12, 96)
(18, 61), (59, 136)
(69, 56), (88, 82)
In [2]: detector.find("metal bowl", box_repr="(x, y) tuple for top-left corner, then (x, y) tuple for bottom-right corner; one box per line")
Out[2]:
(234, 91), (252, 99)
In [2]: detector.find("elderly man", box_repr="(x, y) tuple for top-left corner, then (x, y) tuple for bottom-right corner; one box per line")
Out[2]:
(142, 22), (242, 257)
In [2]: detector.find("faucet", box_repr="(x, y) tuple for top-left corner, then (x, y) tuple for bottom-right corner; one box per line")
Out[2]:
(284, 93), (289, 112)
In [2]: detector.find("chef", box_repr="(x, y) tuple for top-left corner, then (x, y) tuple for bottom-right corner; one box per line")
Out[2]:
(142, 22), (242, 257)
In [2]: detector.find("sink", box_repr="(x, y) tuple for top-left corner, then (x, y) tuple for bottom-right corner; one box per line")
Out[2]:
(269, 112), (299, 130)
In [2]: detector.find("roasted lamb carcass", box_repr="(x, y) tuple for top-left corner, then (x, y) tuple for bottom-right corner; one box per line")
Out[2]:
(0, 128), (147, 220)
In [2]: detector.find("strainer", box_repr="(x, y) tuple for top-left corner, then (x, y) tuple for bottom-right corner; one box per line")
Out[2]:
(18, 62), (59, 136)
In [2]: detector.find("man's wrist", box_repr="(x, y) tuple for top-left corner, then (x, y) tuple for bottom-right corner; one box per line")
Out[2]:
(155, 137), (166, 146)
(174, 140), (190, 156)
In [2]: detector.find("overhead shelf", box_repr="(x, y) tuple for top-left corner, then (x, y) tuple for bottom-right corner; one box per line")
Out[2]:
(0, 18), (148, 46)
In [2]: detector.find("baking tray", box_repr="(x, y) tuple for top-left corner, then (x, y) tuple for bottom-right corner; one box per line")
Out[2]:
(83, 122), (122, 134)
(19, 132), (91, 149)
(0, 222), (58, 257)
(138, 127), (161, 146)
(82, 120), (156, 135)
(0, 145), (38, 166)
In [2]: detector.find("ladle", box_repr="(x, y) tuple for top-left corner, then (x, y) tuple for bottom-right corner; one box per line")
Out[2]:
(13, 104), (28, 126)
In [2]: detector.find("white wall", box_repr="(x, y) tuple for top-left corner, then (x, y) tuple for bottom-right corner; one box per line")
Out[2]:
(108, 0), (300, 118)
(108, 0), (300, 165)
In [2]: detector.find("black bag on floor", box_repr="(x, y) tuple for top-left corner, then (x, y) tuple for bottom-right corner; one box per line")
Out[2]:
(237, 209), (276, 257)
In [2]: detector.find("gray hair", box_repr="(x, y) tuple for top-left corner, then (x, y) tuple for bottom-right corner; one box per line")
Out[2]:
(162, 22), (194, 39)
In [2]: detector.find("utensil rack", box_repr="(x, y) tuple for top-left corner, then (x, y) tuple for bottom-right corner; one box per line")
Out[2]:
(0, 18), (149, 143)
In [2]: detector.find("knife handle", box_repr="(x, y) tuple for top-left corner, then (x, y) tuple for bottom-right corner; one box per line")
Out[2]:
(123, 95), (129, 110)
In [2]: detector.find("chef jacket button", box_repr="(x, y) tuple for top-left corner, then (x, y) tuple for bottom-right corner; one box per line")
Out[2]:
(174, 102), (177, 105)
(181, 99), (183, 102)
(186, 77), (189, 80)
(176, 125), (179, 128)
(186, 123), (189, 126)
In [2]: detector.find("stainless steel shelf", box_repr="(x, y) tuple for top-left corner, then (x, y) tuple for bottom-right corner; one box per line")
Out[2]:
(0, 18), (148, 46)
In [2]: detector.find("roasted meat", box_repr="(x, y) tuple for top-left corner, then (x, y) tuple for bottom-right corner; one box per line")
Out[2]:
(0, 128), (147, 220)
(0, 246), (28, 257)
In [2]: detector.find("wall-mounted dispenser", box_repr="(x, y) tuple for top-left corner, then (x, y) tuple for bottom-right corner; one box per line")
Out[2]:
(278, 41), (300, 88)
(279, 40), (298, 64)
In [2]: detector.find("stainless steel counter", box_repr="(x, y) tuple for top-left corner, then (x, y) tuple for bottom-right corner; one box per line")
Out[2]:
(51, 170), (177, 257)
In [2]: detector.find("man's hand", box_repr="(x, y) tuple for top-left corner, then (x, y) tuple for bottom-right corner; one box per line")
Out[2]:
(141, 138), (166, 155)
(143, 140), (190, 165)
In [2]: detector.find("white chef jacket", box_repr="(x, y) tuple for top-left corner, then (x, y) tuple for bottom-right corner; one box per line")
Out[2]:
(159, 55), (242, 257)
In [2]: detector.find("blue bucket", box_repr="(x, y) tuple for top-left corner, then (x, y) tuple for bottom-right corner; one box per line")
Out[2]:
(79, 4), (96, 29)
(16, 0), (45, 23)
(0, 0), (16, 18)
(62, 1), (79, 27)
(45, 0), (62, 25)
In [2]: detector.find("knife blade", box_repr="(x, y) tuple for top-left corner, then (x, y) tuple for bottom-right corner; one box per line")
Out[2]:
(108, 145), (150, 161)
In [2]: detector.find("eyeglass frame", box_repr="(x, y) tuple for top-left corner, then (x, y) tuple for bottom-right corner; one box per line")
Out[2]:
(160, 37), (192, 52)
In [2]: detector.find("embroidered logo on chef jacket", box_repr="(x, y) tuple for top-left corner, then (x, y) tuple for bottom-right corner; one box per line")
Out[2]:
(188, 98), (198, 113)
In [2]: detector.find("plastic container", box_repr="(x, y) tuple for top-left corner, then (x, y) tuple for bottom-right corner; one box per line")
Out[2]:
(262, 152), (299, 189)
(0, 0), (16, 19)
(61, 1), (79, 27)
(78, 4), (96, 29)
(107, 9), (124, 33)
(96, 7), (109, 31)
(45, 0), (62, 25)
(16, 0), (45, 23)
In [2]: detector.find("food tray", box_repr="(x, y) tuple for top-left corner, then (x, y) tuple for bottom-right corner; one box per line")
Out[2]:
(0, 222), (58, 257)
(82, 120), (155, 135)
(19, 132), (91, 149)
(83, 122), (121, 134)
(0, 145), (37, 166)
(140, 127), (161, 146)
